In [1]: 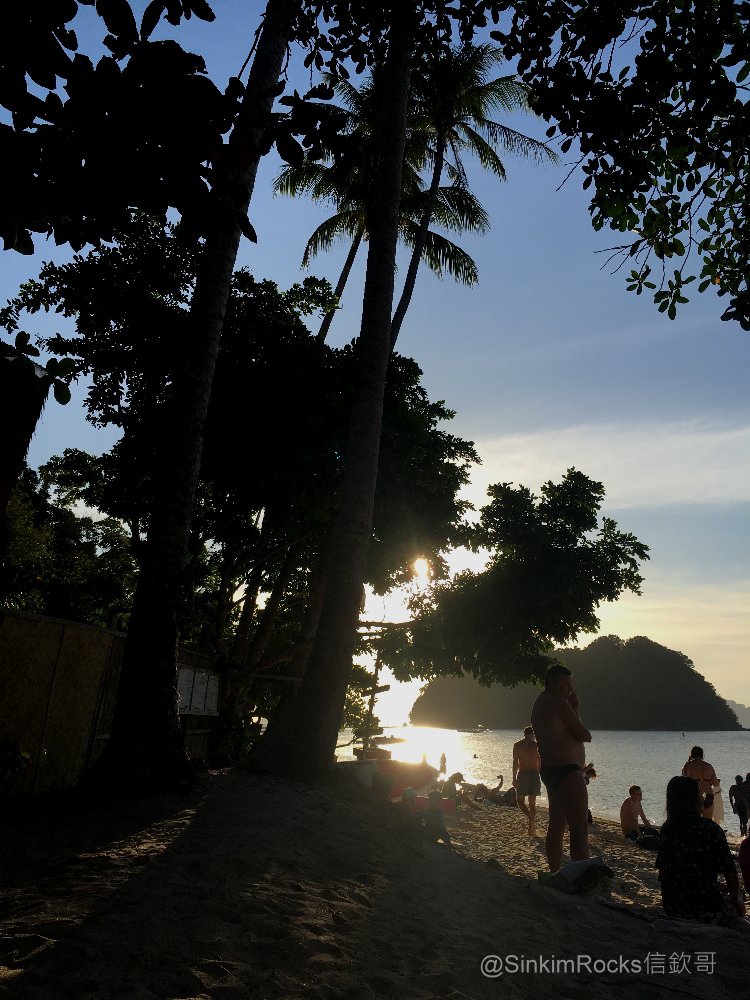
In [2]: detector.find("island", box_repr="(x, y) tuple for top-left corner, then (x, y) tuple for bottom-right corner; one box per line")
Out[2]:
(409, 635), (742, 731)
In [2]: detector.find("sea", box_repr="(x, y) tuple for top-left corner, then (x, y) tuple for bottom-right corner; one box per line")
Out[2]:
(338, 726), (750, 834)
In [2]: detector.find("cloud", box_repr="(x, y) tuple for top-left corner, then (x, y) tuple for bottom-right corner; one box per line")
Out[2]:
(579, 578), (750, 703)
(465, 419), (750, 510)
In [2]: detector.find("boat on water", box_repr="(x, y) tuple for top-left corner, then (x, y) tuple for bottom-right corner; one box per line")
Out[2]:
(457, 724), (487, 733)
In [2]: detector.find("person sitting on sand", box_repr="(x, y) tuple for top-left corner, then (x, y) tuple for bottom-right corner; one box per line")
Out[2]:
(531, 664), (592, 872)
(513, 726), (542, 836)
(620, 785), (660, 845)
(422, 790), (452, 848)
(682, 746), (718, 820)
(473, 779), (507, 805)
(729, 775), (749, 837)
(442, 773), (480, 810)
(656, 776), (748, 930)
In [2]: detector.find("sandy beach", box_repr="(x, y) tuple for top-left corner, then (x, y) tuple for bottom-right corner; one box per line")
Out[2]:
(1, 770), (747, 999)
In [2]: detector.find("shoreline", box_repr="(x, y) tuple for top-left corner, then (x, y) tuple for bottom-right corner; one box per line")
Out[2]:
(1, 770), (747, 999)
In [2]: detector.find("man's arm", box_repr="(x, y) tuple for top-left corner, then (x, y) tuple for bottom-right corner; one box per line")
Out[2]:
(512, 745), (519, 785)
(638, 803), (650, 825)
(557, 699), (592, 742)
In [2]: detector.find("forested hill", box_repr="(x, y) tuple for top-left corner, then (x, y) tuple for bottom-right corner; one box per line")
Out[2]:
(409, 636), (742, 731)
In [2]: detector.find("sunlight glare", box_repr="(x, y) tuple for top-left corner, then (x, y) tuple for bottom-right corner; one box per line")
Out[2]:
(413, 557), (430, 587)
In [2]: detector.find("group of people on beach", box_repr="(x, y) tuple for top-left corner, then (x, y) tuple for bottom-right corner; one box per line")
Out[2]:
(517, 663), (750, 930)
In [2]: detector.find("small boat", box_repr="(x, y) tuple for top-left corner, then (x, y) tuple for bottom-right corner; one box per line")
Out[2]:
(340, 655), (437, 797)
(457, 724), (487, 733)
(339, 757), (439, 798)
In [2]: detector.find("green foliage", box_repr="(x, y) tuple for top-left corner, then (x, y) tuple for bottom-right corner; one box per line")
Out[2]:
(2, 466), (137, 628)
(491, 1), (750, 328)
(0, 1), (233, 253)
(341, 662), (380, 731)
(4, 217), (478, 658)
(381, 469), (649, 686)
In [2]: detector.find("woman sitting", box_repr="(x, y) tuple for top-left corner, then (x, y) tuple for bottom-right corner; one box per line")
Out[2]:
(656, 776), (748, 929)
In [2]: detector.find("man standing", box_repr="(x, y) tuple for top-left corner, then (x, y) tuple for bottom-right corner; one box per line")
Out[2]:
(682, 746), (718, 819)
(513, 726), (542, 835)
(729, 775), (748, 837)
(531, 663), (592, 871)
(620, 785), (658, 841)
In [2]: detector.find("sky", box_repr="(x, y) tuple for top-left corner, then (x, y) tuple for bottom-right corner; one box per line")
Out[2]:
(4, 2), (749, 721)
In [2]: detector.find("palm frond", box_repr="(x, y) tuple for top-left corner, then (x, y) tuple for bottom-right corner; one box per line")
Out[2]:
(470, 76), (531, 116)
(475, 118), (559, 164)
(433, 185), (490, 234)
(454, 124), (508, 179)
(302, 211), (365, 267)
(407, 225), (480, 285)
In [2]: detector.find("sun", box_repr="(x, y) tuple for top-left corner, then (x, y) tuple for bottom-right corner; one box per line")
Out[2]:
(413, 557), (431, 587)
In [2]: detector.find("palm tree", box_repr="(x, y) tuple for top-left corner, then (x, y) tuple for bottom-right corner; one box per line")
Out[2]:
(96, 0), (299, 788)
(389, 43), (558, 346)
(275, 76), (489, 342)
(260, 2), (416, 775)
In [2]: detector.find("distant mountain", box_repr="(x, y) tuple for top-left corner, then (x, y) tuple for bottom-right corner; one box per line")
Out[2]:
(726, 700), (750, 729)
(409, 635), (742, 731)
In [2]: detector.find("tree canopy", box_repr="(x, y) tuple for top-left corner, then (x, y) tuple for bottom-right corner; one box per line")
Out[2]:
(492, 1), (750, 328)
(381, 469), (649, 686)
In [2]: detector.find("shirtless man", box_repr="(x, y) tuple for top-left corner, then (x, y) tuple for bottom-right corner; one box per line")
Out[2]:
(620, 785), (655, 840)
(513, 726), (542, 835)
(682, 746), (718, 819)
(729, 775), (748, 837)
(531, 663), (592, 871)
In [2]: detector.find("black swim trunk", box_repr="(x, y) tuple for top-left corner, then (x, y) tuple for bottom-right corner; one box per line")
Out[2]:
(516, 769), (541, 797)
(539, 763), (582, 793)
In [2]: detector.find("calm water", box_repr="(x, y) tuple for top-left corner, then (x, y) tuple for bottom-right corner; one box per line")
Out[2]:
(339, 727), (750, 833)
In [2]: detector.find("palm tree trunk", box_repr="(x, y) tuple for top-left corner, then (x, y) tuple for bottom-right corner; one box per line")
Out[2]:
(95, 0), (296, 789)
(317, 226), (365, 342)
(230, 560), (265, 665)
(259, 3), (415, 777)
(245, 540), (302, 670)
(389, 135), (446, 347)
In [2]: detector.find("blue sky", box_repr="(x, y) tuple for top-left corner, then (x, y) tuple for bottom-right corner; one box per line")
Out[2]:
(5, 2), (749, 716)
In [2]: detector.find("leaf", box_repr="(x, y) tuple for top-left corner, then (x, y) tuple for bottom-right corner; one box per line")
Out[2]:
(276, 132), (304, 166)
(305, 83), (335, 102)
(13, 229), (35, 255)
(96, 0), (139, 43)
(53, 382), (72, 405)
(187, 0), (215, 22)
(15, 331), (31, 350)
(238, 215), (258, 243)
(140, 0), (164, 39)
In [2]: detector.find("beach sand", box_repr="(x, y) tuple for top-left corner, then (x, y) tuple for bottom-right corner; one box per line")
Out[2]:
(1, 770), (747, 999)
